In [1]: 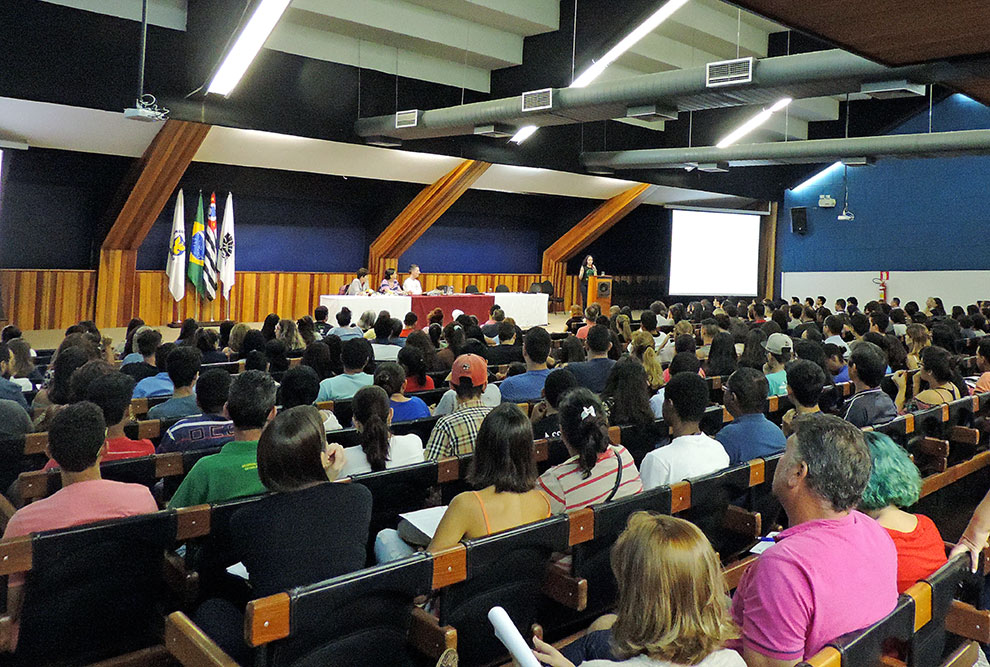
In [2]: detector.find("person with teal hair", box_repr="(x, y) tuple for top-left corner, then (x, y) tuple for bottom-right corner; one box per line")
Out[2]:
(859, 431), (946, 592)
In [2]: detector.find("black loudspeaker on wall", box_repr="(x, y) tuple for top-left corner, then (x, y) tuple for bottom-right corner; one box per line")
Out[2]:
(790, 206), (808, 235)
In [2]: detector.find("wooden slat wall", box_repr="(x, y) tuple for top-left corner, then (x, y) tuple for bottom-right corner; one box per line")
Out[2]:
(0, 270), (96, 330)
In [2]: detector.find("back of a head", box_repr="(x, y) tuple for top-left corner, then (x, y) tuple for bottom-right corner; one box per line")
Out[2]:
(404, 311), (418, 327)
(167, 346), (202, 388)
(136, 328), (163, 358)
(850, 341), (887, 388)
(373, 316), (392, 340)
(178, 318), (199, 342)
(700, 318), (718, 340)
(930, 324), (956, 351)
(558, 388), (609, 476)
(50, 346), (93, 405)
(673, 334), (696, 354)
(870, 311), (890, 333)
(921, 345), (955, 383)
(301, 341), (333, 380)
(227, 370), (278, 430)
(824, 315), (842, 336)
(279, 365), (321, 409)
(639, 310), (658, 332)
(794, 338), (826, 370)
(69, 359), (115, 403)
(850, 312), (870, 336)
(707, 332), (737, 376)
(790, 413), (871, 511)
(195, 328), (219, 353)
(49, 401), (107, 472)
(496, 320), (515, 342)
(314, 305), (329, 323)
(786, 359), (826, 408)
(543, 369), (579, 409)
(373, 361), (406, 396)
(265, 339), (290, 372)
(196, 368), (232, 413)
(86, 372), (136, 426)
(610, 512), (733, 665)
(665, 371), (708, 423)
(726, 367), (768, 413)
(859, 431), (921, 512)
(245, 350), (268, 372)
(352, 385), (392, 471)
(257, 405), (327, 492)
(240, 330), (266, 358)
(524, 327), (551, 364)
(468, 403), (536, 493)
(0, 325), (21, 344)
(336, 307), (352, 327)
(459, 337), (489, 361)
(586, 325), (611, 354)
(397, 345), (427, 384)
(341, 337), (370, 371)
(669, 351), (701, 376)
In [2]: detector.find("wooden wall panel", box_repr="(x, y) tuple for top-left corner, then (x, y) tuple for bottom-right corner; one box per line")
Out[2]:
(0, 270), (96, 330)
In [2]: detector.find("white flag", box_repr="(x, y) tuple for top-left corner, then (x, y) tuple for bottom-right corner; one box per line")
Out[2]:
(165, 189), (186, 302)
(218, 192), (236, 300)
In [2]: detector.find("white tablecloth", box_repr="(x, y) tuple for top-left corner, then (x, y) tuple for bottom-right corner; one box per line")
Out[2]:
(319, 295), (411, 323)
(486, 293), (548, 328)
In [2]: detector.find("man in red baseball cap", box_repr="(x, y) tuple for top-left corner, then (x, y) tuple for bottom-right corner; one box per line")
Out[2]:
(425, 354), (492, 460)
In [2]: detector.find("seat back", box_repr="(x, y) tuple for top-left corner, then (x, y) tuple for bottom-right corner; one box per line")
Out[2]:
(908, 555), (978, 666)
(808, 596), (915, 667)
(12, 511), (176, 665)
(676, 462), (754, 558)
(439, 516), (570, 666)
(464, 285), (480, 294)
(494, 284), (509, 293)
(528, 283), (542, 294)
(540, 281), (555, 296)
(252, 554), (434, 667)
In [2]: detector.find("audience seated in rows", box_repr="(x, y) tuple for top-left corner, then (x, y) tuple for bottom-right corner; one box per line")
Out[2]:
(279, 365), (342, 432)
(761, 333), (791, 397)
(729, 413), (897, 664)
(893, 345), (962, 413)
(0, 342), (29, 413)
(641, 372), (729, 489)
(338, 385), (424, 478)
(717, 367), (786, 466)
(6, 338), (44, 392)
(158, 369), (234, 453)
(488, 320), (525, 366)
(538, 388), (642, 514)
(168, 371), (276, 508)
(566, 325), (615, 394)
(147, 346), (202, 420)
(398, 344), (434, 392)
(781, 359), (825, 436)
(133, 342), (176, 398)
(499, 327), (552, 402)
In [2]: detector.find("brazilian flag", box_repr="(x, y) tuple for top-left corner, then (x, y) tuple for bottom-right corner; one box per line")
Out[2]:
(187, 192), (206, 295)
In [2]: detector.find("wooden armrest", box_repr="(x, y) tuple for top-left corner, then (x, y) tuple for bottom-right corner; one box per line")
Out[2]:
(408, 607), (456, 660)
(163, 551), (200, 607)
(939, 640), (981, 667)
(0, 496), (16, 533)
(919, 437), (950, 458)
(723, 555), (758, 592)
(946, 600), (990, 644)
(950, 426), (981, 446)
(165, 611), (239, 666)
(0, 614), (12, 654)
(542, 562), (587, 611)
(723, 505), (761, 539)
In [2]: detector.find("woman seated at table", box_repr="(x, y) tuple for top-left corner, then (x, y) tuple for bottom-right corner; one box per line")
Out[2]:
(346, 268), (371, 295)
(379, 268), (402, 294)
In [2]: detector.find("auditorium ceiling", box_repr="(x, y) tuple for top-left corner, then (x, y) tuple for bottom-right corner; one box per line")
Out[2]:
(8, 0), (990, 201)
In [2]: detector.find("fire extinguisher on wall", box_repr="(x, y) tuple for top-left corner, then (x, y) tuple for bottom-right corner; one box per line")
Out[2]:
(873, 271), (889, 302)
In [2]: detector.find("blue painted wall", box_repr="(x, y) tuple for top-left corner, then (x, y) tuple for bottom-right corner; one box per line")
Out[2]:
(779, 94), (990, 272)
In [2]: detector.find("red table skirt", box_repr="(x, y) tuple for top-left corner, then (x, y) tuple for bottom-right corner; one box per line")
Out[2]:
(411, 295), (495, 326)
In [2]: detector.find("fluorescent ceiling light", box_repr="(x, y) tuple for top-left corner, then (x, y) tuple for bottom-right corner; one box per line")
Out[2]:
(510, 126), (538, 144)
(570, 0), (691, 88)
(716, 97), (792, 148)
(208, 0), (291, 97)
(791, 161), (842, 193)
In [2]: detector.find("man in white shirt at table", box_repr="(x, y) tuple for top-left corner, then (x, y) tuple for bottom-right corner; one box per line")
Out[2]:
(403, 264), (423, 295)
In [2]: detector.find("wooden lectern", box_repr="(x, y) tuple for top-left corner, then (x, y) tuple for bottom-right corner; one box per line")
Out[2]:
(588, 275), (613, 311)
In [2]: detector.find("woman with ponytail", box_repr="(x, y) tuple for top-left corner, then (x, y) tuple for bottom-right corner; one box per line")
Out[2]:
(338, 385), (424, 477)
(630, 330), (664, 391)
(537, 388), (643, 514)
(374, 361), (431, 422)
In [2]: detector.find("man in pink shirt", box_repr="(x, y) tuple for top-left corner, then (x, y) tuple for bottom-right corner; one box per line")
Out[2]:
(730, 413), (897, 666)
(3, 402), (159, 636)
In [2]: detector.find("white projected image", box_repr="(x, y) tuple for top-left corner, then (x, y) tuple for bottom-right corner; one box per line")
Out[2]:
(668, 210), (760, 296)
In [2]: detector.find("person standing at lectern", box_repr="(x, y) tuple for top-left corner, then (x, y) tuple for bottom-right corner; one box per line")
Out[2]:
(578, 255), (599, 309)
(379, 268), (401, 294)
(403, 264), (423, 295)
(347, 268), (371, 295)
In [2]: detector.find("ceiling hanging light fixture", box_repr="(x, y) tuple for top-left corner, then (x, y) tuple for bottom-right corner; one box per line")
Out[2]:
(715, 97), (793, 148)
(509, 126), (539, 144)
(208, 0), (292, 97)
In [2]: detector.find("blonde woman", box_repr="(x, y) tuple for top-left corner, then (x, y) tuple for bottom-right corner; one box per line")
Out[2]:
(630, 330), (664, 392)
(658, 320), (692, 364)
(224, 322), (250, 359)
(904, 323), (930, 370)
(531, 512), (742, 666)
(275, 318), (306, 355)
(615, 315), (634, 348)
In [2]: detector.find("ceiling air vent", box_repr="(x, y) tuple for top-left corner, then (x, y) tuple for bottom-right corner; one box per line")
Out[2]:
(394, 110), (420, 129)
(521, 88), (553, 112)
(706, 57), (754, 88)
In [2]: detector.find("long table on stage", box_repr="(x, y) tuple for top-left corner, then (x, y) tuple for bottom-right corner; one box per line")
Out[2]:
(318, 292), (549, 328)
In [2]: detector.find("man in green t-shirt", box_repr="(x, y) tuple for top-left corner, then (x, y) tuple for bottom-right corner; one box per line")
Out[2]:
(169, 370), (277, 508)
